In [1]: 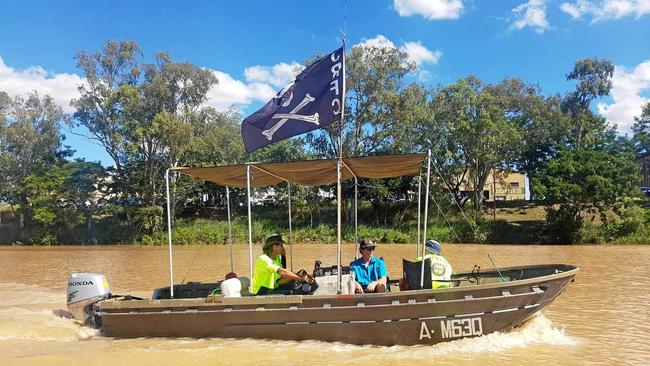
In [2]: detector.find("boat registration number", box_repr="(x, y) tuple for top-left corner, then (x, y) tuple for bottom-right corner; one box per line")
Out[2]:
(419, 317), (484, 340)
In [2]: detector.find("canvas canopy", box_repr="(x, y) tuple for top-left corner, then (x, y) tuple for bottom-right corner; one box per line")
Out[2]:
(172, 153), (427, 188)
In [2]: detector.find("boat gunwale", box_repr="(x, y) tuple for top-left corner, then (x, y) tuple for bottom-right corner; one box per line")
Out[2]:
(97, 263), (578, 310)
(97, 285), (550, 315)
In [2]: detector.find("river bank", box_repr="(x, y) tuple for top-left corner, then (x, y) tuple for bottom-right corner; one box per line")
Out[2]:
(2, 201), (650, 245)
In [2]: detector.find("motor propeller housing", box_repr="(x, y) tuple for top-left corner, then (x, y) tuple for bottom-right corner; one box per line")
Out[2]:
(66, 273), (110, 325)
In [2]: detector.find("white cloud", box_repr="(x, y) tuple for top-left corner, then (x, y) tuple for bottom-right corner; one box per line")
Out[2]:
(0, 56), (84, 113)
(394, 0), (464, 20)
(560, 0), (650, 22)
(0, 55), (297, 114)
(357, 35), (397, 49)
(401, 41), (443, 66)
(356, 35), (443, 67)
(244, 62), (302, 89)
(597, 60), (650, 133)
(511, 0), (551, 33)
(204, 70), (277, 110)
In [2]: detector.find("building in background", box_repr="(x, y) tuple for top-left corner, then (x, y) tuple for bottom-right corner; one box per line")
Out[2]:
(459, 169), (529, 202)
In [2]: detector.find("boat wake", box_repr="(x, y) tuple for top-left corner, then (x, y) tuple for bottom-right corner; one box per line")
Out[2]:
(424, 313), (577, 355)
(162, 313), (575, 353)
(0, 282), (99, 342)
(0, 307), (99, 342)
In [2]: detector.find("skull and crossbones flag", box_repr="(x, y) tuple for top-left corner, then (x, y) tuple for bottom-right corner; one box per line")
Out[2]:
(241, 46), (345, 152)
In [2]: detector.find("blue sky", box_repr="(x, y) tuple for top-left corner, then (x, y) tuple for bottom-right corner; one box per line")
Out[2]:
(1, 0), (649, 165)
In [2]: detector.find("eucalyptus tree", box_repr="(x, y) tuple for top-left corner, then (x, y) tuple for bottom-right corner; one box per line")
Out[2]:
(0, 92), (71, 231)
(119, 52), (218, 206)
(417, 77), (553, 215)
(70, 40), (142, 179)
(172, 107), (248, 212)
(0, 92), (10, 205)
(534, 58), (641, 243)
(632, 102), (650, 154)
(562, 58), (616, 149)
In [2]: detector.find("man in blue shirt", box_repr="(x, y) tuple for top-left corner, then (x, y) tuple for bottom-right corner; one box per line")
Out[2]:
(350, 239), (388, 293)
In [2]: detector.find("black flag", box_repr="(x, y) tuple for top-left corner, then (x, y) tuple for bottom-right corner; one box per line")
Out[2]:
(241, 46), (344, 152)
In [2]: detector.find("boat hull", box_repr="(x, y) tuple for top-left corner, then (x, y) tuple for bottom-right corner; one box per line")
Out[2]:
(96, 264), (578, 346)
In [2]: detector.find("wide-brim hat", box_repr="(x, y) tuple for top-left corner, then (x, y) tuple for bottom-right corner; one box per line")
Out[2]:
(263, 234), (286, 250)
(359, 238), (377, 250)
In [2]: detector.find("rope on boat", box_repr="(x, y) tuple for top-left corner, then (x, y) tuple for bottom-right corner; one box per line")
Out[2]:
(181, 244), (205, 285)
(428, 190), (464, 244)
(488, 254), (507, 282)
(430, 159), (484, 244)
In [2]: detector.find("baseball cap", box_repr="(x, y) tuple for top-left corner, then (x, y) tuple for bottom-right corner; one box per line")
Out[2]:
(425, 240), (442, 255)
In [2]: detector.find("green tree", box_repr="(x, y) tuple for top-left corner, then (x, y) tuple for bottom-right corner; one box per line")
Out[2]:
(70, 40), (142, 178)
(21, 161), (107, 244)
(514, 94), (569, 178)
(562, 58), (615, 149)
(536, 148), (639, 243)
(418, 77), (550, 214)
(632, 102), (650, 154)
(0, 91), (11, 201)
(119, 51), (218, 205)
(171, 108), (248, 216)
(533, 58), (642, 243)
(0, 92), (71, 232)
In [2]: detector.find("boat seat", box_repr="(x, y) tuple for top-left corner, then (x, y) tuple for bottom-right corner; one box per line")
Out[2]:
(402, 258), (432, 290)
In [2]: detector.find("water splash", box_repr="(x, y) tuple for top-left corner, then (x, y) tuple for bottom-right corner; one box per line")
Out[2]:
(0, 307), (99, 342)
(150, 313), (576, 364)
(422, 313), (578, 355)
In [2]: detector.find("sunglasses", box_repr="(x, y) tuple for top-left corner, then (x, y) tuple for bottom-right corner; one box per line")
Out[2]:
(361, 246), (376, 252)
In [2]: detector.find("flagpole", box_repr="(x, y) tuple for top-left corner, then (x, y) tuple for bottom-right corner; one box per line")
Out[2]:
(336, 40), (346, 293)
(165, 169), (174, 298)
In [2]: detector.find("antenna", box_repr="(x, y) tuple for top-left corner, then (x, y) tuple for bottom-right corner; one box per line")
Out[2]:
(343, 0), (348, 43)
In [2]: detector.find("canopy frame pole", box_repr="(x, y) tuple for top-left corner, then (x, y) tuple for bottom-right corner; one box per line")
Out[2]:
(354, 176), (358, 259)
(339, 160), (359, 260)
(288, 182), (293, 272)
(250, 164), (289, 183)
(417, 174), (422, 257)
(226, 186), (234, 273)
(336, 159), (342, 293)
(250, 164), (293, 271)
(420, 150), (432, 288)
(246, 164), (254, 279)
(165, 169), (174, 298)
(340, 160), (356, 178)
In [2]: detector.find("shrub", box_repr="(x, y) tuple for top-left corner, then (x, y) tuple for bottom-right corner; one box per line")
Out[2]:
(543, 205), (583, 244)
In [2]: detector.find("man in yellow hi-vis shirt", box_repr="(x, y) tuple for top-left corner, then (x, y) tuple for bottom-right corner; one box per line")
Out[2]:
(416, 240), (453, 289)
(251, 234), (313, 295)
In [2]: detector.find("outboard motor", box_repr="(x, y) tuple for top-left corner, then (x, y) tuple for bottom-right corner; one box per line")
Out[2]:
(66, 273), (110, 325)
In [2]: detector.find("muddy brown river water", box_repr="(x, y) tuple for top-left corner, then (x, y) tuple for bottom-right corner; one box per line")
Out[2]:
(1, 244), (649, 365)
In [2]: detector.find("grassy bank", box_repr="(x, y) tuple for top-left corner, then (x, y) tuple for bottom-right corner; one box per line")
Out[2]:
(3, 201), (650, 245)
(140, 217), (460, 245)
